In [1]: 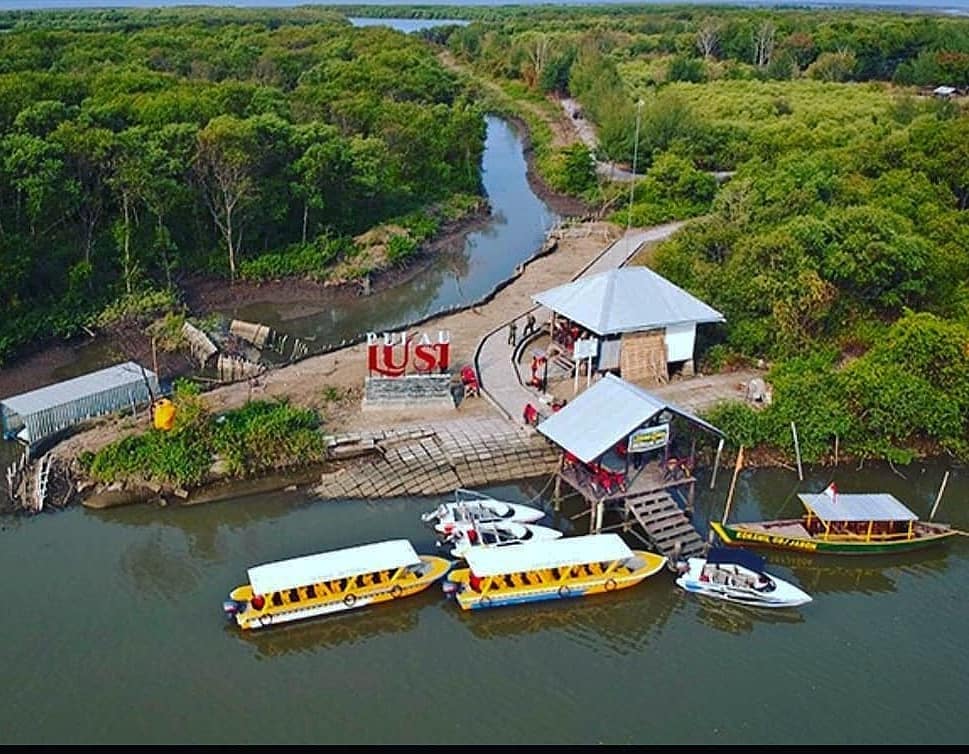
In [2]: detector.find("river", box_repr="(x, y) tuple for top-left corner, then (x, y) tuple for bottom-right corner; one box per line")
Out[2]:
(1, 461), (967, 744)
(2, 13), (969, 744)
(209, 114), (558, 349)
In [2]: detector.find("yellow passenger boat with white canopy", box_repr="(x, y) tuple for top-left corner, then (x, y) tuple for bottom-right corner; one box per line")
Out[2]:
(224, 539), (451, 630)
(442, 533), (667, 611)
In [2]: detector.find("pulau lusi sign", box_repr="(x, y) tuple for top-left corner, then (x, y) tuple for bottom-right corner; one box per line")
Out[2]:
(366, 330), (451, 377)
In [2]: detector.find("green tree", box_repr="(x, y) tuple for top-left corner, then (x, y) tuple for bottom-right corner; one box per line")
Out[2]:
(194, 115), (259, 281)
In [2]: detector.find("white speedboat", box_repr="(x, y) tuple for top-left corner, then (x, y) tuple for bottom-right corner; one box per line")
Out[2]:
(675, 547), (812, 609)
(441, 521), (564, 559)
(421, 488), (546, 535)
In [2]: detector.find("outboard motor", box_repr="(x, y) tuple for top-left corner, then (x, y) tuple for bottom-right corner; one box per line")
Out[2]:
(441, 579), (460, 596)
(223, 599), (243, 619)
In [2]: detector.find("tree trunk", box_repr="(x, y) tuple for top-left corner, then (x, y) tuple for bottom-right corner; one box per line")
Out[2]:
(122, 192), (132, 294)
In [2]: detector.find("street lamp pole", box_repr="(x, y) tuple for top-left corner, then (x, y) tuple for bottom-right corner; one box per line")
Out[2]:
(626, 99), (644, 240)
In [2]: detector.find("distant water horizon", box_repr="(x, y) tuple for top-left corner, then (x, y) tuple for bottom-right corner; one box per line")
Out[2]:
(0, 0), (967, 16)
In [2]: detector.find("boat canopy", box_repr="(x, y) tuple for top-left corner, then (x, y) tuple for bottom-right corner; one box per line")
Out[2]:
(706, 547), (766, 574)
(798, 493), (919, 523)
(248, 539), (420, 595)
(464, 533), (633, 577)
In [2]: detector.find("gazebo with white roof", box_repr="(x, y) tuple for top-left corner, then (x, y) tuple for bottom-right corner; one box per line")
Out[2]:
(531, 266), (724, 384)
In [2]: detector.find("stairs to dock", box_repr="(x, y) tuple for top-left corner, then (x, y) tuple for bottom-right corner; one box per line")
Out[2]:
(625, 491), (706, 565)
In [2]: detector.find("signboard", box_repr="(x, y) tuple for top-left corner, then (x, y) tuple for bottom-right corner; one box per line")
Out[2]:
(627, 423), (670, 453)
(366, 330), (451, 377)
(573, 338), (598, 360)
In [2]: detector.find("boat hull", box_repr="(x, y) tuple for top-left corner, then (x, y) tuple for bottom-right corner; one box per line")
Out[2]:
(446, 550), (668, 611)
(429, 502), (547, 534)
(446, 523), (563, 559)
(228, 555), (452, 630)
(710, 520), (956, 555)
(675, 558), (812, 608)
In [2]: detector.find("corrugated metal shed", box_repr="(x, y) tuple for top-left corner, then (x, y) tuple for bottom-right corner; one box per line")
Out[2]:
(536, 373), (723, 464)
(798, 493), (918, 523)
(0, 361), (159, 445)
(532, 267), (724, 336)
(247, 540), (420, 595)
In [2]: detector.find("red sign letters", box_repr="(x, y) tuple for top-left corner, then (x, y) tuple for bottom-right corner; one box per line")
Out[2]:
(366, 330), (451, 377)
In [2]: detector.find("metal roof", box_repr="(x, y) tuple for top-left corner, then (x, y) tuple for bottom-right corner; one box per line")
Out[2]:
(798, 493), (919, 523)
(0, 361), (154, 415)
(536, 373), (723, 463)
(464, 533), (633, 577)
(247, 539), (421, 595)
(532, 266), (724, 336)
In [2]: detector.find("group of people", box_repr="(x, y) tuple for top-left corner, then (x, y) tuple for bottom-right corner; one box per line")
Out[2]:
(506, 312), (537, 347)
(552, 319), (584, 349)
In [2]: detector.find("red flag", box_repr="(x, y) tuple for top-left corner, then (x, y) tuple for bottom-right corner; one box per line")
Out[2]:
(823, 482), (837, 502)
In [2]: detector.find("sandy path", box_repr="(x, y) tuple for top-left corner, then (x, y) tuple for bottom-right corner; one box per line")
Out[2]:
(50, 219), (625, 463)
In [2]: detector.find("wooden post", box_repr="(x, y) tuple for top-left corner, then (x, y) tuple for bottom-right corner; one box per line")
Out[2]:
(151, 336), (159, 383)
(833, 434), (839, 466)
(721, 445), (744, 525)
(791, 422), (803, 481)
(710, 437), (724, 490)
(553, 455), (564, 512)
(929, 471), (950, 521)
(594, 496), (605, 534)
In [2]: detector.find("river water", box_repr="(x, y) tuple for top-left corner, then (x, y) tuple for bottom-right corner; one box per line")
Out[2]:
(1, 461), (967, 744)
(210, 114), (558, 350)
(2, 15), (969, 744)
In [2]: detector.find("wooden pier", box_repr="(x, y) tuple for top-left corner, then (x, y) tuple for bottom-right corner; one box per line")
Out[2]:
(556, 458), (707, 565)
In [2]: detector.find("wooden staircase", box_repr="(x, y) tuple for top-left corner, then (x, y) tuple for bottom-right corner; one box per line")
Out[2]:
(624, 491), (706, 566)
(548, 349), (575, 378)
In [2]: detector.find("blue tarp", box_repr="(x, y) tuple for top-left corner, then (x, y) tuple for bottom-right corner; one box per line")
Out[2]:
(706, 547), (766, 574)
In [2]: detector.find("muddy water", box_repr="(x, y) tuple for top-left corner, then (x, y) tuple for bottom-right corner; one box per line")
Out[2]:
(208, 115), (559, 350)
(1, 462), (967, 744)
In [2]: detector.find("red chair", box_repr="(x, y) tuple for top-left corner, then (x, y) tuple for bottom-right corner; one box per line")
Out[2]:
(460, 365), (479, 398)
(522, 403), (540, 426)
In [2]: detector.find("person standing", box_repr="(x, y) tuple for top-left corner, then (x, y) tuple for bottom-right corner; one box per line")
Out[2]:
(523, 312), (536, 337)
(507, 319), (517, 346)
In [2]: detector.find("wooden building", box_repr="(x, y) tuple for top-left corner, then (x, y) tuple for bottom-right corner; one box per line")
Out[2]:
(536, 373), (725, 565)
(531, 266), (724, 385)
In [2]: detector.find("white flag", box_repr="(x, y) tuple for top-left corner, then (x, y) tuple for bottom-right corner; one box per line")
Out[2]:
(823, 482), (838, 502)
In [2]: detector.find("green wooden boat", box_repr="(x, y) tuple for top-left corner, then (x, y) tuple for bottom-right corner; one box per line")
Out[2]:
(710, 490), (957, 555)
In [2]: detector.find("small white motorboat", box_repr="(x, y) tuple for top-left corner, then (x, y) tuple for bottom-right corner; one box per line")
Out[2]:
(441, 521), (564, 559)
(675, 547), (812, 609)
(421, 488), (546, 535)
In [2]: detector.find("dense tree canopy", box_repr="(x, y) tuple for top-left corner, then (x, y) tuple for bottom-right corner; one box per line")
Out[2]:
(0, 8), (486, 363)
(426, 4), (969, 462)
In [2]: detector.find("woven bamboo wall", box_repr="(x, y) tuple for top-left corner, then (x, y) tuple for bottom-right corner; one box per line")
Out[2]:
(620, 329), (668, 384)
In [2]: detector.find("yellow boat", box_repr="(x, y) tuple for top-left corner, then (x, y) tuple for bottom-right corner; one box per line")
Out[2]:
(442, 533), (668, 611)
(223, 539), (452, 630)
